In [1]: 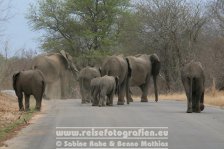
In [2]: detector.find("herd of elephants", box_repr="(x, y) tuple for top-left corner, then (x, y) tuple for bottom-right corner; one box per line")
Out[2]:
(12, 50), (205, 113)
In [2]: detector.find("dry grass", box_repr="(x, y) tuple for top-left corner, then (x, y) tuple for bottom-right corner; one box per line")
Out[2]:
(0, 93), (21, 129)
(148, 89), (224, 107)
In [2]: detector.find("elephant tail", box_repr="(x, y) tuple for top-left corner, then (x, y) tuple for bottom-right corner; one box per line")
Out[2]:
(125, 58), (132, 104)
(114, 76), (119, 95)
(12, 72), (20, 91)
(126, 58), (132, 77)
(189, 77), (193, 107)
(150, 54), (161, 102)
(41, 80), (46, 98)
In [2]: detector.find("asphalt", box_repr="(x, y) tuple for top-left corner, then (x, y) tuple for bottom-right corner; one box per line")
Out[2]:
(1, 99), (224, 149)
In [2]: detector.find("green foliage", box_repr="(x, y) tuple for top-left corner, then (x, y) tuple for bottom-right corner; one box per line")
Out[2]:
(27, 0), (131, 54)
(75, 49), (112, 68)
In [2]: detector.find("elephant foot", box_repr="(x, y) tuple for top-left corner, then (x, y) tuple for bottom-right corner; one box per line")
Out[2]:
(86, 100), (91, 103)
(195, 110), (201, 113)
(117, 101), (125, 105)
(141, 98), (148, 102)
(19, 107), (24, 111)
(35, 107), (41, 111)
(25, 108), (30, 112)
(129, 98), (133, 102)
(81, 101), (86, 104)
(193, 107), (201, 113)
(200, 104), (205, 111)
(186, 108), (193, 113)
(92, 103), (97, 106)
(43, 94), (50, 100)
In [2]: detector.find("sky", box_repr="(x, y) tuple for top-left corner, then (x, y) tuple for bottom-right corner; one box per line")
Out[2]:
(0, 0), (42, 57)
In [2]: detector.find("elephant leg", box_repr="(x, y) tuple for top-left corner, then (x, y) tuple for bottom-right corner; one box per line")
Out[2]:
(43, 84), (51, 100)
(80, 87), (86, 104)
(140, 83), (149, 102)
(108, 91), (114, 106)
(60, 77), (66, 99)
(194, 90), (202, 113)
(99, 89), (107, 107)
(98, 95), (103, 107)
(182, 78), (192, 113)
(25, 94), (30, 111)
(117, 82), (125, 105)
(92, 89), (98, 106)
(17, 91), (24, 111)
(34, 94), (42, 111)
(200, 91), (205, 111)
(192, 92), (196, 112)
(86, 87), (91, 103)
(127, 88), (133, 102)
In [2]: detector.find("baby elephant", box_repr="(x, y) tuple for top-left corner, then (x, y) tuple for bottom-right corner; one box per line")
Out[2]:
(13, 70), (45, 111)
(181, 61), (205, 113)
(90, 77), (101, 106)
(91, 75), (119, 107)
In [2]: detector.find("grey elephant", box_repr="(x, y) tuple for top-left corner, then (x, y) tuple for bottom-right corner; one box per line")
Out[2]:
(126, 54), (161, 102)
(101, 55), (131, 105)
(31, 50), (79, 99)
(78, 66), (101, 103)
(181, 61), (205, 113)
(91, 75), (119, 107)
(13, 70), (45, 111)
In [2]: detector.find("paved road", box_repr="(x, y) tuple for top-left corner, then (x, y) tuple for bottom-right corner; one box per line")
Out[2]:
(1, 99), (224, 149)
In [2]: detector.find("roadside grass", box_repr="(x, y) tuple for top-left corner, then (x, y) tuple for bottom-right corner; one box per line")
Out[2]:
(0, 94), (37, 147)
(0, 109), (35, 142)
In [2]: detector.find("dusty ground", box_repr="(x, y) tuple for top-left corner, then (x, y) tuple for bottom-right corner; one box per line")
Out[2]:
(0, 93), (21, 130)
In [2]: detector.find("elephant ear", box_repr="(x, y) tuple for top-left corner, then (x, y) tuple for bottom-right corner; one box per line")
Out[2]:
(150, 54), (161, 77)
(12, 71), (20, 91)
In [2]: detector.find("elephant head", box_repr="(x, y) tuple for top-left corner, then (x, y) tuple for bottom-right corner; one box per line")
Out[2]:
(60, 50), (79, 78)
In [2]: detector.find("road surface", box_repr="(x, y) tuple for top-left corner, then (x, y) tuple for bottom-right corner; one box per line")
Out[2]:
(1, 99), (224, 149)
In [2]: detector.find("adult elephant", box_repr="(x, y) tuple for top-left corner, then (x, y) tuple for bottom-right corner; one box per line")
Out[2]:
(13, 70), (45, 111)
(126, 54), (161, 102)
(101, 55), (131, 105)
(31, 50), (79, 99)
(78, 66), (101, 103)
(181, 61), (205, 113)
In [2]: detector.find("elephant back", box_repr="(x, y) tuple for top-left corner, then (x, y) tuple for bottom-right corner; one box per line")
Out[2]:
(79, 67), (101, 80)
(182, 61), (205, 80)
(101, 56), (128, 84)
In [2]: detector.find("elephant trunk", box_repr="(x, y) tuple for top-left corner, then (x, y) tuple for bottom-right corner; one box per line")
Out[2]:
(150, 54), (160, 102)
(153, 75), (158, 102)
(71, 64), (79, 80)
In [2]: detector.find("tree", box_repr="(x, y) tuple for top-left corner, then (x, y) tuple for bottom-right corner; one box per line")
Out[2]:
(136, 0), (207, 91)
(0, 0), (11, 37)
(27, 0), (130, 54)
